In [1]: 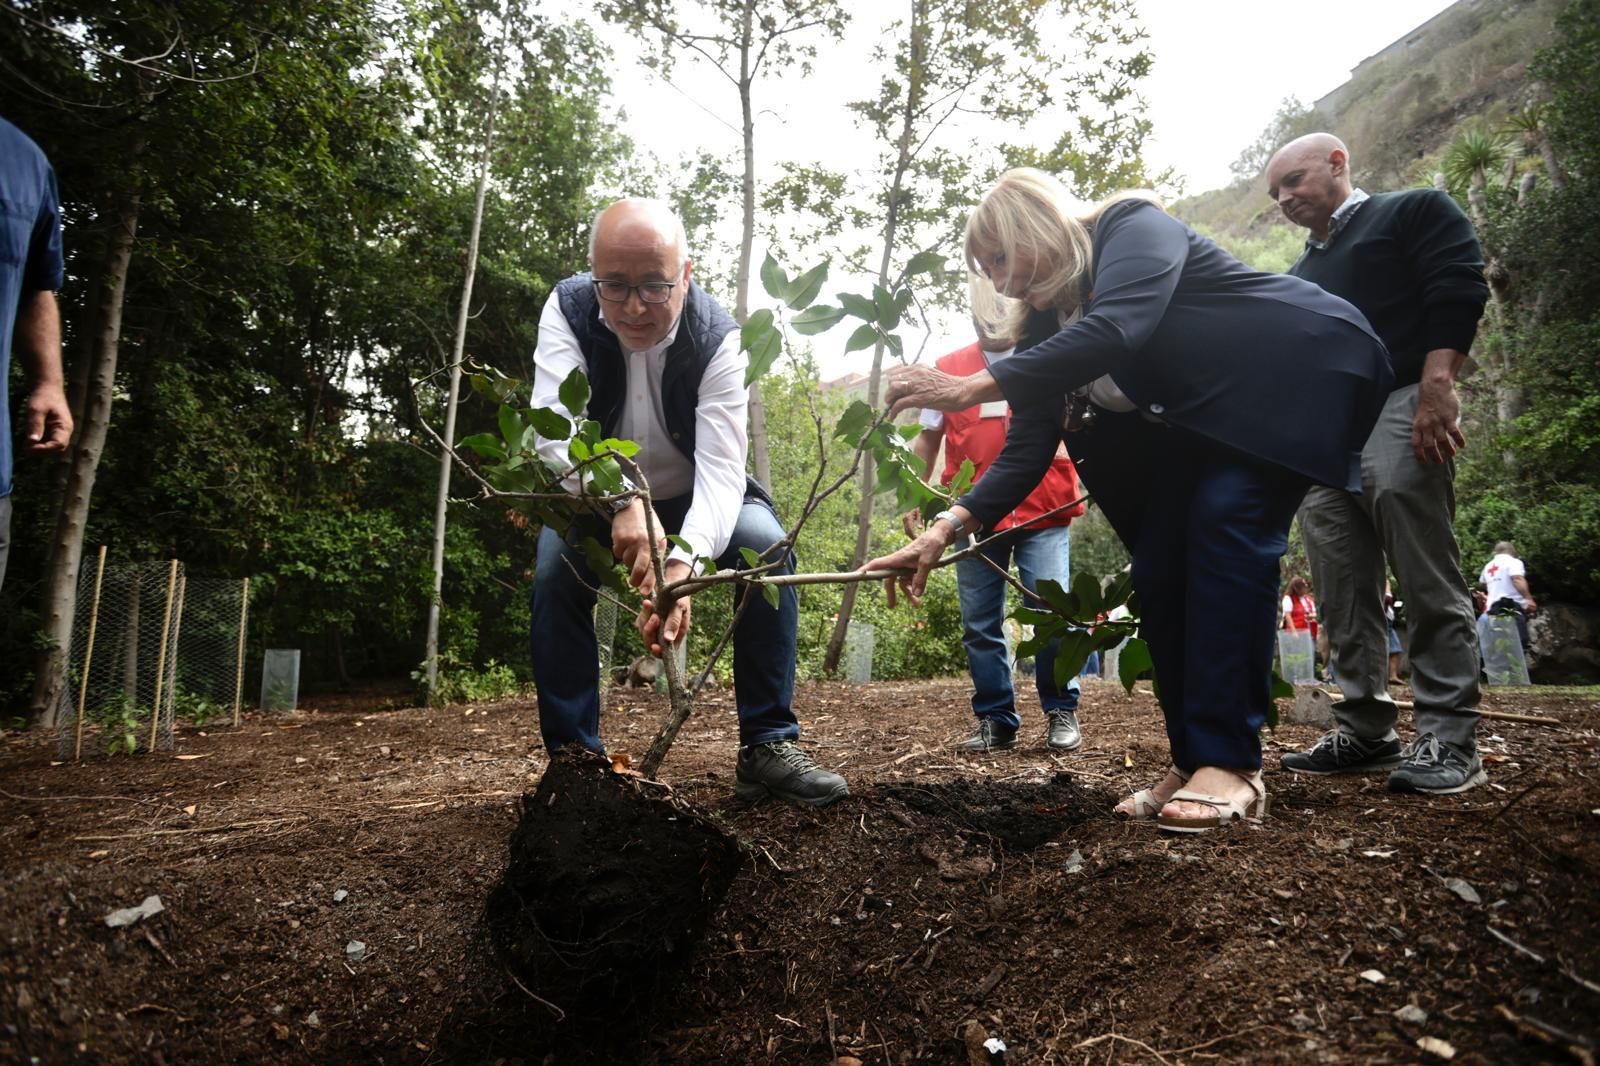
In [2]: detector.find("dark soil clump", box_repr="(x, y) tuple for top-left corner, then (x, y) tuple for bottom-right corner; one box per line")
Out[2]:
(479, 747), (741, 1049)
(886, 772), (1104, 851)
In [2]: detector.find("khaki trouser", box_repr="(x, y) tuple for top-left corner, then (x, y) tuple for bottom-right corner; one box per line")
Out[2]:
(1298, 384), (1481, 751)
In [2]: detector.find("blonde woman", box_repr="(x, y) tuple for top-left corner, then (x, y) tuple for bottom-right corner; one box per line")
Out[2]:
(866, 168), (1392, 833)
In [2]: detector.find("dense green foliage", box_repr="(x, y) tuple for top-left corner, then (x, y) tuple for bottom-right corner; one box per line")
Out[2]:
(1454, 0), (1600, 602)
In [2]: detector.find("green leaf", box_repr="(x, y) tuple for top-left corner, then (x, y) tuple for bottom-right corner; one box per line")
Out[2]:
(838, 292), (877, 321)
(597, 438), (640, 457)
(569, 438), (591, 462)
(792, 304), (847, 335)
(760, 253), (788, 300)
(738, 546), (762, 569)
(497, 405), (520, 447)
(1118, 637), (1154, 693)
(588, 457), (623, 494)
(528, 406), (571, 441)
(1072, 571), (1105, 618)
(1101, 568), (1134, 611)
(1033, 579), (1081, 620)
(744, 320), (783, 387)
(873, 285), (901, 331)
(949, 458), (976, 499)
(1011, 607), (1059, 627)
(844, 323), (879, 354)
(559, 367), (590, 417)
(457, 433), (505, 459)
(834, 400), (876, 443)
(905, 249), (946, 276)
(1053, 629), (1100, 690)
(898, 422), (923, 439)
(579, 536), (626, 595)
(761, 582), (779, 609)
(884, 332), (903, 357)
(741, 308), (775, 348)
(666, 534), (694, 554)
(783, 261), (829, 310)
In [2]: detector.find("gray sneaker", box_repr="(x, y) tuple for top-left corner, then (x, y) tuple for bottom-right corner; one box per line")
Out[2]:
(1280, 728), (1404, 774)
(735, 741), (849, 808)
(1045, 710), (1082, 751)
(1387, 733), (1487, 795)
(955, 718), (1018, 752)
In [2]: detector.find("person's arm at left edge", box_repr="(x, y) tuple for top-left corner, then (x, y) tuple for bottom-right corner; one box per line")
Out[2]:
(638, 328), (749, 655)
(18, 291), (71, 454)
(1408, 189), (1489, 465)
(21, 160), (71, 455)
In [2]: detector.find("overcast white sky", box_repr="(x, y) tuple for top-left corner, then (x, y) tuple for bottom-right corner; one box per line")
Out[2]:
(561, 0), (1458, 372)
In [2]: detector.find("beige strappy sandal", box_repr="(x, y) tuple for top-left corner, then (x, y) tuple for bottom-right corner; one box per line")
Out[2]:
(1114, 766), (1191, 820)
(1156, 768), (1268, 833)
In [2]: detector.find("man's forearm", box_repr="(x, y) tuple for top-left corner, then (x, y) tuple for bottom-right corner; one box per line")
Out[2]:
(1421, 347), (1467, 383)
(18, 290), (64, 388)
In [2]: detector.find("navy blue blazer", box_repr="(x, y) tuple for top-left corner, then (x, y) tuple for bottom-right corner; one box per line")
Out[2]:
(959, 200), (1393, 529)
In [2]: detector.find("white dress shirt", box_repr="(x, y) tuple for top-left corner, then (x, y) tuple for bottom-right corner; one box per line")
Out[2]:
(530, 288), (751, 569)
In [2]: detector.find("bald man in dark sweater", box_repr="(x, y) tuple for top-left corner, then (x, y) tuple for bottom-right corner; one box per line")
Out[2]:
(1267, 133), (1489, 795)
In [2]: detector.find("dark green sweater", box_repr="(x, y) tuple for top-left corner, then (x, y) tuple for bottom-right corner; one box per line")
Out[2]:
(1290, 189), (1488, 389)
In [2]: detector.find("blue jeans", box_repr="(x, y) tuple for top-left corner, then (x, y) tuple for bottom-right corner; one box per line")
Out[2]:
(954, 524), (1081, 730)
(529, 495), (800, 754)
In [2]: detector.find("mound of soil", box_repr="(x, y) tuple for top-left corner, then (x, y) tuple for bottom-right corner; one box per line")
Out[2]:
(472, 747), (740, 1053)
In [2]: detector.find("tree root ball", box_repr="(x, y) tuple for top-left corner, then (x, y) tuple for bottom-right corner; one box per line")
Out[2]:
(486, 748), (743, 1026)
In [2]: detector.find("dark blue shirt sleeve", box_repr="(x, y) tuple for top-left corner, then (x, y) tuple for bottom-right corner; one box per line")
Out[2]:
(1403, 188), (1486, 354)
(955, 407), (1061, 530)
(25, 163), (64, 292)
(987, 200), (1188, 413)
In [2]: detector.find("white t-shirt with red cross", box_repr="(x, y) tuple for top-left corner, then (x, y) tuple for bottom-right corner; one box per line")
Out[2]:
(1480, 552), (1527, 606)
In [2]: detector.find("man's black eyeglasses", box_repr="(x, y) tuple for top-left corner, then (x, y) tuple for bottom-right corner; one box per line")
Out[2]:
(592, 279), (677, 305)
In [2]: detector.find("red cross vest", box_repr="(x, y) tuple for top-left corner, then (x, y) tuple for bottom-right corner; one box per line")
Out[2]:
(935, 342), (1085, 532)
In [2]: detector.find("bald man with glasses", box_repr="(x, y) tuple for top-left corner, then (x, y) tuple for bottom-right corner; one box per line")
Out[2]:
(526, 197), (848, 808)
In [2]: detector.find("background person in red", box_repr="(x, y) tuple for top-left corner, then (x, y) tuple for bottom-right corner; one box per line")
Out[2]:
(903, 281), (1087, 753)
(1281, 575), (1318, 642)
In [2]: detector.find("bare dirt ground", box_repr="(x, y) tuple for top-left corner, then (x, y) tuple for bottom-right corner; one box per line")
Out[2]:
(2, 678), (1597, 1064)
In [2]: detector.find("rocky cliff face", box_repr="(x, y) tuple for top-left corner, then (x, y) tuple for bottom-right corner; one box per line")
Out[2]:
(1528, 603), (1600, 683)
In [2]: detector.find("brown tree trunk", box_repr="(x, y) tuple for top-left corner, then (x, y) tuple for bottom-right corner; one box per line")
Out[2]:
(29, 176), (143, 728)
(822, 0), (925, 676)
(735, 0), (773, 492)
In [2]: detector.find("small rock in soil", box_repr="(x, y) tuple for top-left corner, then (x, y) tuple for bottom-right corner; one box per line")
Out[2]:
(1359, 969), (1385, 984)
(346, 940), (368, 961)
(1394, 1004), (1428, 1024)
(305, 1011), (321, 1028)
(103, 894), (164, 928)
(1289, 1012), (1315, 1031)
(1443, 877), (1481, 904)
(333, 889), (348, 903)
(1062, 849), (1084, 874)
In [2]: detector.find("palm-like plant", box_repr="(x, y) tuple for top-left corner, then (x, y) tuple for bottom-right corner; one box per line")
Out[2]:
(1442, 126), (1512, 196)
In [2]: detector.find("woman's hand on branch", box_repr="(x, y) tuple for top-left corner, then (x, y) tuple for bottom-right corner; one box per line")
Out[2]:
(883, 366), (998, 418)
(863, 522), (958, 608)
(637, 559), (693, 657)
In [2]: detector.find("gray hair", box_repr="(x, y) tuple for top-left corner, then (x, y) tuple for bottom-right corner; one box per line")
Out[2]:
(1495, 540), (1516, 555)
(588, 198), (689, 271)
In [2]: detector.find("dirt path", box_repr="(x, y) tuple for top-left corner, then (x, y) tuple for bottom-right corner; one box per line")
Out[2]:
(2, 679), (1596, 1063)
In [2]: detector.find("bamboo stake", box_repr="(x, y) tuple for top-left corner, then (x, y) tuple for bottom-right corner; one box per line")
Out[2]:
(73, 545), (109, 761)
(233, 577), (250, 728)
(149, 560), (179, 752)
(162, 572), (187, 748)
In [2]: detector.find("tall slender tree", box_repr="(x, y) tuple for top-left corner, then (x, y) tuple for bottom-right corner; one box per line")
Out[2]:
(598, 0), (850, 492)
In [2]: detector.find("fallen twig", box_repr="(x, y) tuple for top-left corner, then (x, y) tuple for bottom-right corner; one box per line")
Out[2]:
(505, 966), (565, 1021)
(1496, 1003), (1596, 1065)
(1073, 1032), (1174, 1064)
(74, 817), (298, 841)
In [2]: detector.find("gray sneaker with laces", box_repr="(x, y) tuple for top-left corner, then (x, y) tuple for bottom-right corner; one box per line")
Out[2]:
(1387, 733), (1487, 794)
(1280, 728), (1404, 774)
(735, 741), (850, 808)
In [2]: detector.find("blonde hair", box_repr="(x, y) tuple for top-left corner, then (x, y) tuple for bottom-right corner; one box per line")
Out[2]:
(964, 168), (1163, 346)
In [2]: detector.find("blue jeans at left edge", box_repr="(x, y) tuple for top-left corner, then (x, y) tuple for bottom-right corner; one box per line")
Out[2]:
(955, 524), (1081, 730)
(529, 493), (800, 755)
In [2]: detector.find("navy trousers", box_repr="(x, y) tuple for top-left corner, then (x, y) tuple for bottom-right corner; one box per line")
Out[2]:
(1069, 413), (1308, 772)
(529, 493), (801, 755)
